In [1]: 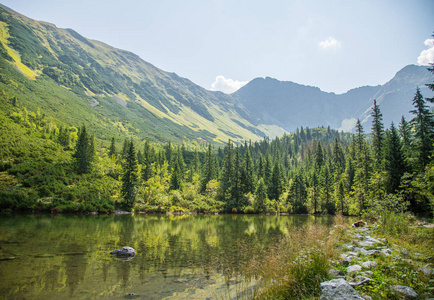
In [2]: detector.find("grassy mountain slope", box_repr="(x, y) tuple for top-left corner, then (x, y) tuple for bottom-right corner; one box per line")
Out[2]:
(0, 5), (279, 144)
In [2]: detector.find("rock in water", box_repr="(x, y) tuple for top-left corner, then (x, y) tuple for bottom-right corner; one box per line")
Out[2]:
(320, 279), (364, 300)
(110, 246), (136, 257)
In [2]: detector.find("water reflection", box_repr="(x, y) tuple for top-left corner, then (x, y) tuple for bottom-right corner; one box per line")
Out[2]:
(0, 214), (335, 299)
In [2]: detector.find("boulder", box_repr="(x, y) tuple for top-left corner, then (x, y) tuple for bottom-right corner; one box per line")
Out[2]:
(362, 261), (377, 269)
(110, 246), (136, 257)
(390, 285), (419, 299)
(320, 278), (364, 300)
(346, 265), (362, 274)
(328, 269), (346, 279)
(352, 221), (367, 228)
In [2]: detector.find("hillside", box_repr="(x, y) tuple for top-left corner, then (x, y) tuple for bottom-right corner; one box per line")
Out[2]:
(0, 5), (281, 144)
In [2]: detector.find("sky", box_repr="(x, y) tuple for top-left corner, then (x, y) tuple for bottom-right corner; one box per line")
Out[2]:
(2, 0), (434, 94)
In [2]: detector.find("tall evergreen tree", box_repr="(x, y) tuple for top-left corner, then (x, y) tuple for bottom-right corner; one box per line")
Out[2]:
(269, 161), (283, 201)
(108, 137), (116, 158)
(242, 146), (255, 194)
(371, 99), (384, 168)
(315, 141), (324, 168)
(384, 123), (406, 193)
(410, 87), (434, 170)
(322, 164), (333, 213)
(221, 140), (234, 199)
(142, 140), (154, 182)
(121, 138), (129, 159)
(337, 178), (345, 214)
(399, 116), (412, 165)
(73, 125), (93, 174)
(231, 146), (242, 204)
(201, 144), (217, 192)
(122, 139), (138, 208)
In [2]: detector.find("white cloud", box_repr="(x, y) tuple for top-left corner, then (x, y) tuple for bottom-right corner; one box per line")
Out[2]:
(318, 37), (341, 50)
(417, 38), (434, 65)
(210, 75), (248, 94)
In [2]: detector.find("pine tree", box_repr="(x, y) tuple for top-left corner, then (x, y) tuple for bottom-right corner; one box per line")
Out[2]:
(242, 146), (255, 194)
(170, 159), (182, 190)
(221, 140), (234, 199)
(108, 137), (116, 158)
(410, 87), (434, 170)
(354, 120), (371, 213)
(310, 171), (319, 214)
(73, 125), (93, 174)
(122, 139), (138, 208)
(399, 116), (412, 167)
(371, 100), (384, 168)
(231, 146), (242, 204)
(332, 137), (345, 176)
(322, 164), (333, 213)
(200, 144), (217, 192)
(255, 178), (267, 212)
(337, 178), (345, 214)
(269, 161), (283, 201)
(384, 123), (406, 193)
(315, 141), (324, 169)
(121, 138), (129, 159)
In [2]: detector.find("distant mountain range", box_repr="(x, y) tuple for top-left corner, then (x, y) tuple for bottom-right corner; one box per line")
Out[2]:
(233, 64), (433, 133)
(0, 4), (432, 144)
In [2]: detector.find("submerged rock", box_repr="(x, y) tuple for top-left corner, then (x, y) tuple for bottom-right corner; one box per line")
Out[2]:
(110, 246), (136, 257)
(320, 278), (364, 300)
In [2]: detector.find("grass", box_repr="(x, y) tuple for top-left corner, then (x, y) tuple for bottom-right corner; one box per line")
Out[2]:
(234, 216), (350, 299)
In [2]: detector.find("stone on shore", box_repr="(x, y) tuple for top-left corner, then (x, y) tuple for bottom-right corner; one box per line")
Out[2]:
(346, 265), (362, 274)
(320, 278), (364, 300)
(390, 285), (419, 299)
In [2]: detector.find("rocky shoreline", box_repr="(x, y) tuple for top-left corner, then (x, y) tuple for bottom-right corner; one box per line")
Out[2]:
(320, 223), (433, 299)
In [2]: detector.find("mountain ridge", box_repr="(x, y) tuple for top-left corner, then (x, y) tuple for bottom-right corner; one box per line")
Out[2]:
(0, 4), (432, 144)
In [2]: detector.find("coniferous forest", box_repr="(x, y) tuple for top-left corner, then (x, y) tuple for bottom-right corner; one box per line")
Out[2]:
(1, 63), (433, 217)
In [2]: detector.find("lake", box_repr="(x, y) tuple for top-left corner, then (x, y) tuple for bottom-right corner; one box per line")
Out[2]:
(0, 214), (335, 299)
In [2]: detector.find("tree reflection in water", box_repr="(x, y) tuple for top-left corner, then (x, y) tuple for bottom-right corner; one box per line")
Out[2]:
(0, 214), (334, 299)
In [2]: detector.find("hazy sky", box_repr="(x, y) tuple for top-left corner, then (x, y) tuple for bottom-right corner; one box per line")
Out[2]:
(2, 0), (434, 94)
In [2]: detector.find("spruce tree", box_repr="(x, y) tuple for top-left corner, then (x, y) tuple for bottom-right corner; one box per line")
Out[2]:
(73, 125), (93, 174)
(399, 116), (412, 168)
(231, 146), (242, 204)
(255, 178), (267, 212)
(221, 140), (234, 199)
(337, 178), (345, 214)
(108, 137), (116, 158)
(384, 123), (406, 193)
(242, 146), (255, 194)
(122, 139), (138, 208)
(410, 87), (434, 170)
(269, 161), (283, 201)
(142, 140), (153, 182)
(371, 100), (384, 169)
(121, 138), (129, 159)
(200, 144), (217, 192)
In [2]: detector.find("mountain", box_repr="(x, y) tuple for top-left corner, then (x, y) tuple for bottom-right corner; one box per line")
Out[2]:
(0, 4), (432, 145)
(0, 5), (281, 144)
(234, 65), (433, 133)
